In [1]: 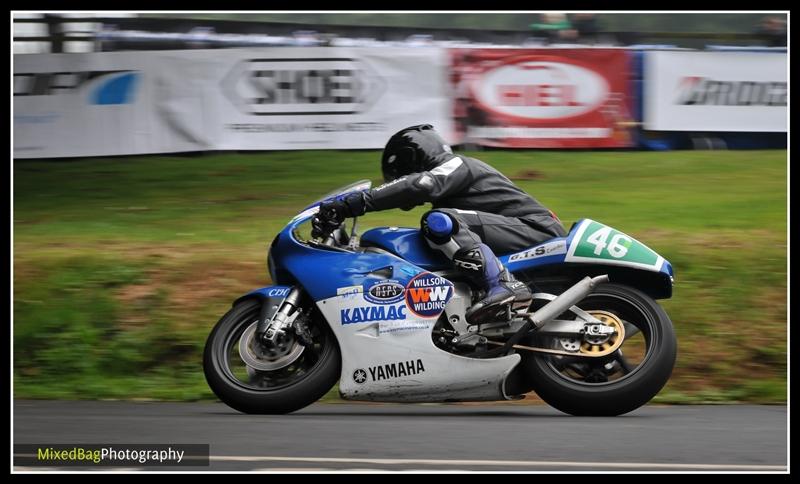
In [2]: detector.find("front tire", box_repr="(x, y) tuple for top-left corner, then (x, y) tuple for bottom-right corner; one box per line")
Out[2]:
(203, 299), (341, 414)
(523, 283), (677, 416)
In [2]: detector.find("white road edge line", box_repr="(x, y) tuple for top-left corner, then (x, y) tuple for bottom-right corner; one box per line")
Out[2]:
(209, 456), (786, 471)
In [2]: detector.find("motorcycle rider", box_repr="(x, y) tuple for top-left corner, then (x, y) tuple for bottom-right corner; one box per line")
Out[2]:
(312, 124), (566, 325)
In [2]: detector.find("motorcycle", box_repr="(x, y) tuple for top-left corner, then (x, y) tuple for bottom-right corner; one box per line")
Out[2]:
(204, 180), (677, 416)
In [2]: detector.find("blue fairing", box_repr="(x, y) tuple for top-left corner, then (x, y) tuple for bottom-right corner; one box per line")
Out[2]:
(360, 227), (572, 274)
(358, 220), (673, 281)
(263, 185), (674, 303)
(502, 219), (673, 280)
(270, 222), (430, 301)
(361, 227), (451, 271)
(662, 258), (675, 278)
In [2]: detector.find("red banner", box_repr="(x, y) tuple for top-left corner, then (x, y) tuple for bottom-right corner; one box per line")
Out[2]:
(449, 48), (635, 148)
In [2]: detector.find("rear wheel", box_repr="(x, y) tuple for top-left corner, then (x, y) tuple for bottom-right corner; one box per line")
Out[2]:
(522, 283), (677, 416)
(203, 299), (341, 414)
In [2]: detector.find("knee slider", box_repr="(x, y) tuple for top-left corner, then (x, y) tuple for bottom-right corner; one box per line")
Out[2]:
(421, 210), (457, 244)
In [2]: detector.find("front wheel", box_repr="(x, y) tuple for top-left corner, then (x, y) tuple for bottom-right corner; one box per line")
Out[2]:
(203, 299), (341, 414)
(522, 283), (677, 416)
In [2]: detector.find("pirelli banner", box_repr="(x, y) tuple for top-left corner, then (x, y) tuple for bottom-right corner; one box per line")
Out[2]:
(13, 48), (453, 158)
(449, 48), (636, 148)
(644, 51), (787, 132)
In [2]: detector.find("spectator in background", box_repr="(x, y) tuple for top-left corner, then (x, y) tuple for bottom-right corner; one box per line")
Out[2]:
(570, 13), (599, 44)
(755, 16), (787, 47)
(530, 13), (573, 44)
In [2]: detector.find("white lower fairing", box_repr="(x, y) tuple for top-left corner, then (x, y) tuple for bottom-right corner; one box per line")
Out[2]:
(317, 295), (521, 402)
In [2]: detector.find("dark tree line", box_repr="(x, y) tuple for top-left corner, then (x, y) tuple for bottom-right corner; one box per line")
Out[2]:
(146, 13), (780, 34)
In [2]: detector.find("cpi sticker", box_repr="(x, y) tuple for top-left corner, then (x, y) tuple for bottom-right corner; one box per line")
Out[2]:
(266, 287), (291, 297)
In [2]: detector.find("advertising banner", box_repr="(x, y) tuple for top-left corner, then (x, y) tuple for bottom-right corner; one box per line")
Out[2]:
(13, 52), (159, 158)
(644, 51), (787, 132)
(13, 48), (453, 158)
(212, 47), (453, 150)
(449, 48), (635, 148)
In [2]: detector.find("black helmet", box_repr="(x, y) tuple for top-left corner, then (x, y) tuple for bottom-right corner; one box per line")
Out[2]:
(381, 124), (453, 182)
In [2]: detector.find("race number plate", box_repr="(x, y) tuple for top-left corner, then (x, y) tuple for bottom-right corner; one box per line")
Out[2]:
(566, 220), (664, 271)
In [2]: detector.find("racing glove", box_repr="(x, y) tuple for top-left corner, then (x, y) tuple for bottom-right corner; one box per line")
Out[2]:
(311, 192), (366, 239)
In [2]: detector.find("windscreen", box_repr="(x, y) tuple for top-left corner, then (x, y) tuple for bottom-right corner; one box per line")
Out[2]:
(302, 179), (373, 211)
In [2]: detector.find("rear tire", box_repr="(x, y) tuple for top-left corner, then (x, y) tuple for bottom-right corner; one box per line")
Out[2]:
(523, 283), (677, 416)
(203, 300), (341, 414)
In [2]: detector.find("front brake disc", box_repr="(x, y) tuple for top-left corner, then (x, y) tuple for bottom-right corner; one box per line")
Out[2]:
(238, 321), (304, 371)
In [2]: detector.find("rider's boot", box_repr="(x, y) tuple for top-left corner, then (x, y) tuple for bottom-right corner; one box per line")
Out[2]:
(453, 244), (533, 325)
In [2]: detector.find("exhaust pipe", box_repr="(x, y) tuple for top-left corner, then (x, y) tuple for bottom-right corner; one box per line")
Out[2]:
(529, 275), (609, 329)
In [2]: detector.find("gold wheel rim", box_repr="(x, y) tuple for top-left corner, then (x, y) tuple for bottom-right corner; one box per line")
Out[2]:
(579, 310), (626, 357)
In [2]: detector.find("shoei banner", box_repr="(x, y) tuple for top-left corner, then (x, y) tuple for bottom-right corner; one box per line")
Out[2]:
(214, 47), (453, 150)
(644, 51), (787, 132)
(449, 48), (635, 148)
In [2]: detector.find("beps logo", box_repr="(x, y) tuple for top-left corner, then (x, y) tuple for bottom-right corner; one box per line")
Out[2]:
(363, 280), (405, 305)
(221, 57), (386, 116)
(471, 57), (610, 121)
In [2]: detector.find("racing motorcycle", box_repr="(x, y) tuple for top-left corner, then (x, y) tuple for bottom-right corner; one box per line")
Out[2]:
(204, 180), (677, 416)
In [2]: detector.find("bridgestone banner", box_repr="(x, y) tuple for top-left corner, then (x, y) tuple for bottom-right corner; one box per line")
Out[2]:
(13, 48), (453, 158)
(644, 51), (787, 132)
(449, 48), (635, 148)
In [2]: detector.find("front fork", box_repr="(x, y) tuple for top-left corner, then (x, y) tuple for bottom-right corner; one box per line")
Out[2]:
(256, 287), (304, 344)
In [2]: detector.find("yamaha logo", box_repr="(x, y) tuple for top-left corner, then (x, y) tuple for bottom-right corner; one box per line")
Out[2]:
(352, 360), (426, 384)
(353, 369), (367, 384)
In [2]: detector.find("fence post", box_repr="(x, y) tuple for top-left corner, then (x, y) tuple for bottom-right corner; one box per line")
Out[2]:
(43, 14), (63, 53)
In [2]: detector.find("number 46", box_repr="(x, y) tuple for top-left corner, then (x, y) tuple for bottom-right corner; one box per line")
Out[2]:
(586, 227), (631, 258)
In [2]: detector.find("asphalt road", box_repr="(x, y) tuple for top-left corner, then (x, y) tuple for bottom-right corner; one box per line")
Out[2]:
(13, 400), (787, 472)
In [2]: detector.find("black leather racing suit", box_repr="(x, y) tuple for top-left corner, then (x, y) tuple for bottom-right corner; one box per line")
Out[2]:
(361, 152), (567, 255)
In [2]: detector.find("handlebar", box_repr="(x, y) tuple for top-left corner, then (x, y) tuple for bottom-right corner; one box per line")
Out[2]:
(312, 217), (360, 251)
(322, 234), (336, 247)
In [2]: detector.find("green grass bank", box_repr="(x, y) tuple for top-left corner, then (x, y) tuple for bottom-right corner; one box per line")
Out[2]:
(13, 149), (787, 403)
